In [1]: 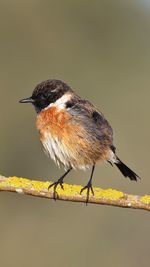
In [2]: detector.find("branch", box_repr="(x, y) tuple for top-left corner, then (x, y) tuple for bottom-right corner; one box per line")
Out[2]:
(0, 175), (149, 211)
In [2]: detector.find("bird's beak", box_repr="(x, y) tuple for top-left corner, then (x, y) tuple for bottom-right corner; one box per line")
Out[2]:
(19, 97), (35, 104)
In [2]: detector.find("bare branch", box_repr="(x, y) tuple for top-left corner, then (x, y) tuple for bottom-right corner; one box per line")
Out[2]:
(0, 175), (149, 211)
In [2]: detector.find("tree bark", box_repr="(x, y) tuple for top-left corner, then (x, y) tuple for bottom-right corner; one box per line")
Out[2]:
(0, 175), (149, 211)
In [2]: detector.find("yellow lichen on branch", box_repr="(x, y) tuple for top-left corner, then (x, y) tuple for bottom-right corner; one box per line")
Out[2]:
(0, 175), (149, 211)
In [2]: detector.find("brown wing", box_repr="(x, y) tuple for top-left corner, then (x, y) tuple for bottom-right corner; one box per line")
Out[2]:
(68, 97), (113, 147)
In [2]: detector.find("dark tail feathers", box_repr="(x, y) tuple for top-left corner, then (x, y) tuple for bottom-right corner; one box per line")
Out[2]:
(114, 157), (140, 181)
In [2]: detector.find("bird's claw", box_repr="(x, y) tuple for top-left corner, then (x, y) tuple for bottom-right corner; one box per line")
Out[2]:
(80, 182), (94, 204)
(48, 178), (64, 200)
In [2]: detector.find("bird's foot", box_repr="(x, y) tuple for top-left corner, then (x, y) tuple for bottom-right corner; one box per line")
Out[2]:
(48, 177), (64, 200)
(80, 181), (94, 204)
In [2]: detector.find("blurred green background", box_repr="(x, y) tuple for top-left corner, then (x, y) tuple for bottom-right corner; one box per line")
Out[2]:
(0, 1), (150, 266)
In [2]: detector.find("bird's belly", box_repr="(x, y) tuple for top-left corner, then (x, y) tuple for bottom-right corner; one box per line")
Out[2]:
(36, 106), (110, 169)
(41, 130), (109, 170)
(42, 132), (73, 169)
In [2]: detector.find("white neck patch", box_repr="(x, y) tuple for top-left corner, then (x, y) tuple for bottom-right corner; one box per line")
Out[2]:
(45, 93), (72, 110)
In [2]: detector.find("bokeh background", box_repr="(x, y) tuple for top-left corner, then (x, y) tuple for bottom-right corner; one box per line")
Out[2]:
(0, 1), (150, 266)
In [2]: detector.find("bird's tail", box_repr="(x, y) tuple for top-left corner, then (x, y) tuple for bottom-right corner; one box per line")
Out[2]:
(114, 156), (140, 181)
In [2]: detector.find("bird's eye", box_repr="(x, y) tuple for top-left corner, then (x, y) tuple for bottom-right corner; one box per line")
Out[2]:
(41, 94), (47, 100)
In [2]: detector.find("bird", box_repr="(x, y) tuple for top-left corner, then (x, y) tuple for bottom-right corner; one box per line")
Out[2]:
(19, 79), (140, 202)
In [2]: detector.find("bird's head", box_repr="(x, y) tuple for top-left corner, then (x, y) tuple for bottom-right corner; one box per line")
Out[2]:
(19, 79), (73, 113)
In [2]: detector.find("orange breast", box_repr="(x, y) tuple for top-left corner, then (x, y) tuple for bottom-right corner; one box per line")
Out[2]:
(36, 106), (75, 139)
(36, 106), (109, 168)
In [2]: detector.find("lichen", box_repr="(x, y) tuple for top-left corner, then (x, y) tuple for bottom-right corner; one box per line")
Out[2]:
(0, 176), (49, 192)
(47, 182), (124, 200)
(0, 176), (124, 200)
(141, 195), (150, 204)
(93, 187), (124, 200)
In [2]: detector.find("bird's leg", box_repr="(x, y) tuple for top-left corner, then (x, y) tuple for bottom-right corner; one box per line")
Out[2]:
(48, 168), (72, 199)
(80, 165), (95, 204)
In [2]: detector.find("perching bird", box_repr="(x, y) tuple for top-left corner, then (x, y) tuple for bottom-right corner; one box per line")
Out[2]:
(19, 79), (139, 202)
